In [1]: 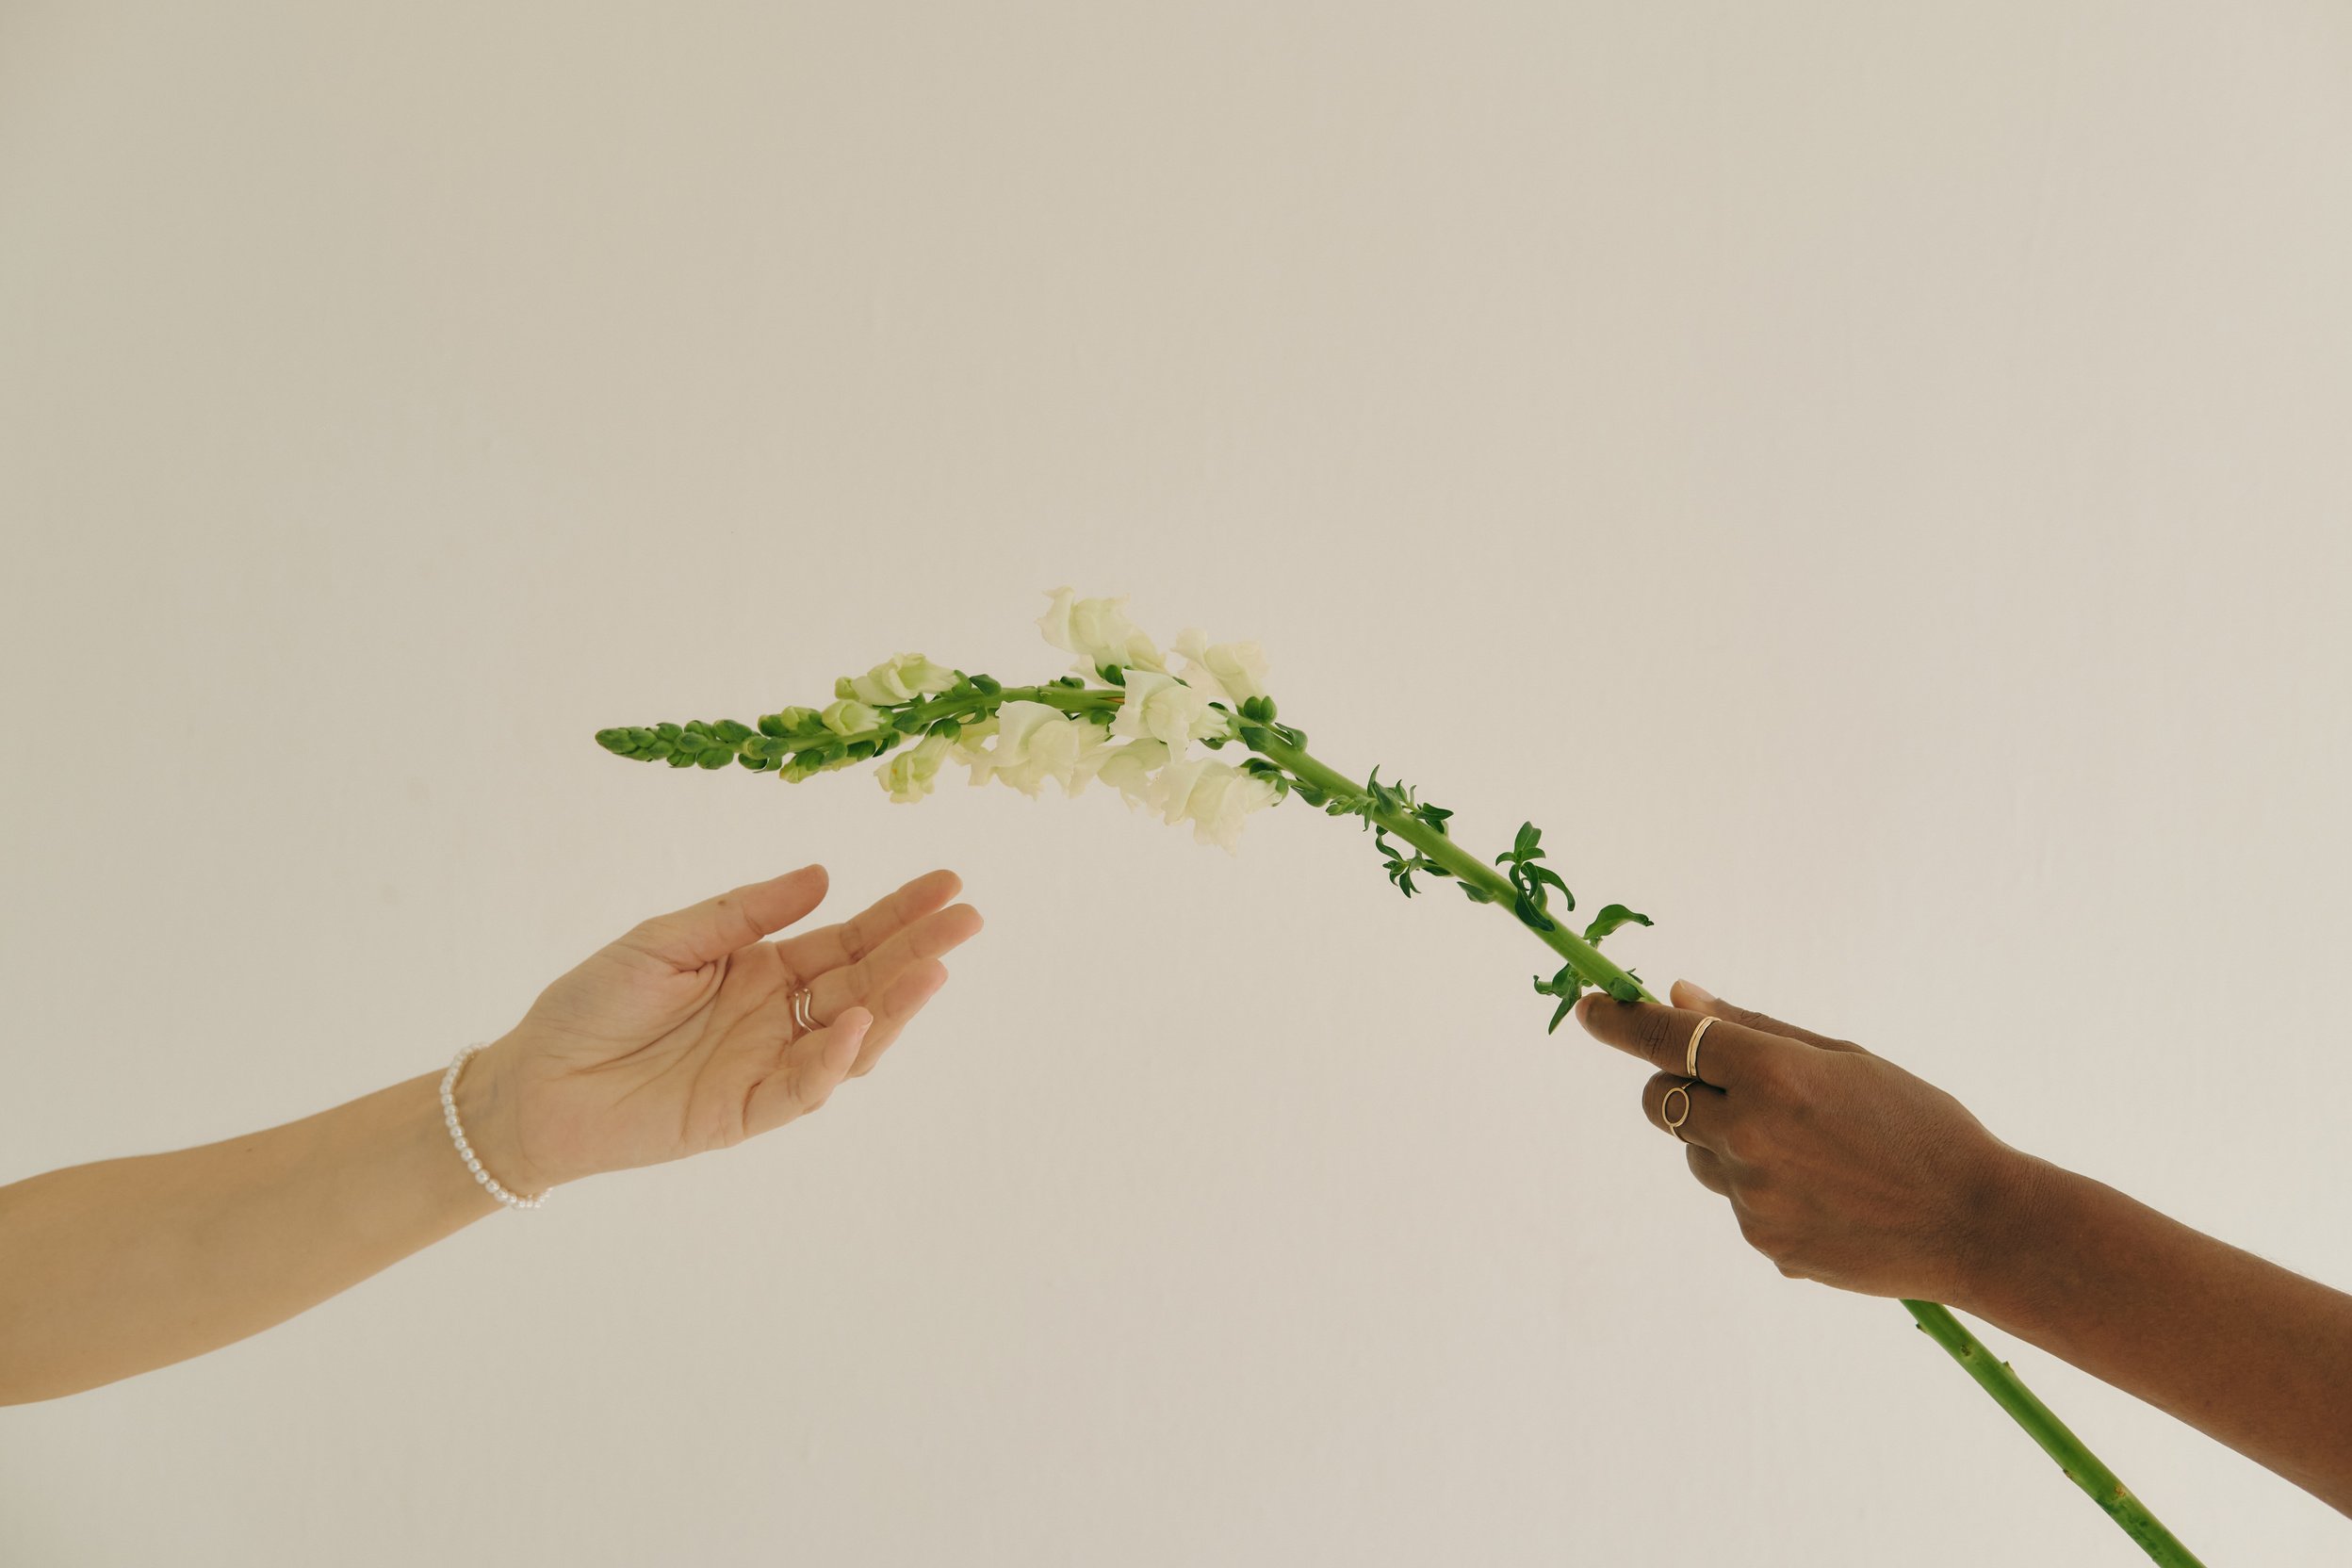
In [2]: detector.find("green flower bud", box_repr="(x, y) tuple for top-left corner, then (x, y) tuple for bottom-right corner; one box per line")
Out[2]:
(713, 719), (754, 743)
(696, 747), (733, 769)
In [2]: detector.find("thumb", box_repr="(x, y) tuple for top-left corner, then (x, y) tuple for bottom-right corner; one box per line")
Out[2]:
(624, 864), (830, 972)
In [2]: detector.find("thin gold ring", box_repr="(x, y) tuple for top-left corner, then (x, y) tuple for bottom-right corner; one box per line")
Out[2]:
(1660, 1081), (1695, 1142)
(1686, 1015), (1718, 1083)
(790, 987), (818, 1034)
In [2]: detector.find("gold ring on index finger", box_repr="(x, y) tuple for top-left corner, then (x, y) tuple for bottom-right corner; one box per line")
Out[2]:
(1686, 1015), (1718, 1084)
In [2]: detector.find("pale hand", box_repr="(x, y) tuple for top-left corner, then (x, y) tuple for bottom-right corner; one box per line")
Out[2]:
(457, 864), (983, 1194)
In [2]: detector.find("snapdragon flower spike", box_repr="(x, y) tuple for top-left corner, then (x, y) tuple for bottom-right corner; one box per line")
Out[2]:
(592, 588), (1657, 1003)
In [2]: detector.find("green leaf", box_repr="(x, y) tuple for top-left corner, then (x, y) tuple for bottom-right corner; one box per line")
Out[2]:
(1582, 905), (1654, 944)
(1531, 962), (1576, 995)
(1511, 890), (1556, 931)
(971, 674), (1002, 695)
(1237, 724), (1273, 750)
(1513, 821), (1541, 860)
(1602, 974), (1643, 1003)
(1461, 882), (1496, 905)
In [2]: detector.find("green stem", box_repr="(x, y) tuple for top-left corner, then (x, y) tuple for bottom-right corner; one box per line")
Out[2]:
(1243, 729), (1656, 1004)
(1904, 1301), (2204, 1564)
(1246, 727), (2206, 1568)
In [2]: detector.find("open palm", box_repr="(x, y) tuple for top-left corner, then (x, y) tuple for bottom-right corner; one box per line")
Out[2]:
(474, 863), (981, 1191)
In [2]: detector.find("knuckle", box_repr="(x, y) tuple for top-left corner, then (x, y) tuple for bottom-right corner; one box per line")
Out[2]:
(1630, 1006), (1677, 1065)
(841, 918), (874, 963)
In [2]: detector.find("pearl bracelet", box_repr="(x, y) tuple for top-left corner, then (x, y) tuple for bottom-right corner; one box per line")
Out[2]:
(440, 1042), (548, 1210)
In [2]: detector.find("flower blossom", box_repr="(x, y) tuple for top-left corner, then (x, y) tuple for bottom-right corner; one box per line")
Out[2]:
(1170, 628), (1271, 706)
(1037, 586), (1168, 678)
(956, 699), (1114, 797)
(1109, 669), (1226, 755)
(1093, 738), (1168, 804)
(874, 731), (955, 803)
(820, 698), (882, 737)
(842, 652), (959, 707)
(1141, 755), (1281, 852)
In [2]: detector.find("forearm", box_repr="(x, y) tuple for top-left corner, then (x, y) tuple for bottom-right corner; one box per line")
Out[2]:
(0, 1066), (511, 1404)
(1961, 1154), (2352, 1513)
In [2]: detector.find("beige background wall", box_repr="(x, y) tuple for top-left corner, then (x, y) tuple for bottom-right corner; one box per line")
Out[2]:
(5, 3), (2349, 1562)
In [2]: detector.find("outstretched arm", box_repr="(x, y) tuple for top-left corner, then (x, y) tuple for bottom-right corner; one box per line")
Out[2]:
(1576, 981), (2352, 1516)
(0, 863), (980, 1405)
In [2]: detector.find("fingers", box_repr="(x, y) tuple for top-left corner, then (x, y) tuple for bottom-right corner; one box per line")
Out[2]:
(1575, 994), (1798, 1088)
(1684, 1143), (1732, 1196)
(1642, 1070), (1728, 1151)
(842, 956), (950, 1076)
(773, 868), (963, 984)
(1669, 979), (1870, 1056)
(625, 864), (830, 972)
(742, 1005), (872, 1138)
(809, 899), (983, 1020)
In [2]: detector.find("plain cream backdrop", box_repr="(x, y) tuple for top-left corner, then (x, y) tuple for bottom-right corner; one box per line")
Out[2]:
(4, 3), (2349, 1563)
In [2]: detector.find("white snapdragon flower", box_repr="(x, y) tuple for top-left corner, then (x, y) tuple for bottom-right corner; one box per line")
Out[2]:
(1171, 628), (1271, 707)
(960, 699), (1114, 797)
(820, 698), (882, 736)
(1143, 755), (1281, 851)
(1093, 738), (1168, 805)
(875, 731), (956, 803)
(1037, 586), (1168, 676)
(844, 652), (959, 708)
(1110, 669), (1226, 754)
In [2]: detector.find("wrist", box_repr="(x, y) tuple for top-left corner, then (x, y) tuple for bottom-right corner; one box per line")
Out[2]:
(1947, 1147), (2080, 1330)
(449, 1037), (559, 1200)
